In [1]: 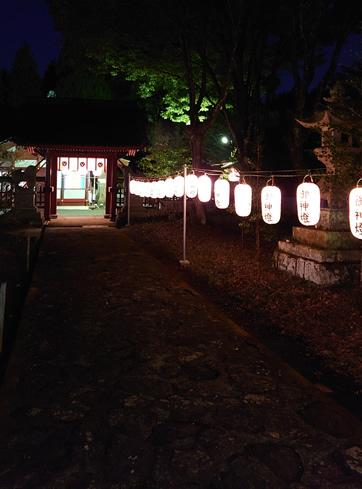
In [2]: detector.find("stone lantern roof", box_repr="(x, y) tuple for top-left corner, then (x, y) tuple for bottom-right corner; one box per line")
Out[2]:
(296, 109), (344, 129)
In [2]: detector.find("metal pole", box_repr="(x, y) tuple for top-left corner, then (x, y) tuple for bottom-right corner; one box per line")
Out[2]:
(127, 172), (131, 226)
(179, 164), (190, 266)
(26, 236), (31, 273)
(0, 282), (7, 353)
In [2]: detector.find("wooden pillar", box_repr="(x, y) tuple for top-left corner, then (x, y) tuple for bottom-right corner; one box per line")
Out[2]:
(105, 154), (118, 221)
(49, 153), (58, 218)
(44, 153), (51, 221)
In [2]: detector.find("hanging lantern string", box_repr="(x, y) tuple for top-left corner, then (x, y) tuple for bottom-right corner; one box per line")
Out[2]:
(129, 167), (361, 184)
(356, 177), (362, 187)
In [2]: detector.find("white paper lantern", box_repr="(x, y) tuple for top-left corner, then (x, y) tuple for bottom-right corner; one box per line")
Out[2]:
(174, 176), (184, 198)
(150, 181), (158, 199)
(349, 184), (362, 239)
(234, 183), (252, 217)
(261, 185), (281, 224)
(144, 182), (152, 198)
(198, 174), (212, 202)
(157, 180), (165, 199)
(165, 178), (175, 198)
(186, 174), (198, 198)
(228, 168), (240, 182)
(137, 181), (144, 196)
(135, 181), (142, 196)
(130, 179), (138, 195)
(138, 181), (146, 198)
(138, 181), (144, 197)
(297, 182), (320, 226)
(214, 179), (230, 209)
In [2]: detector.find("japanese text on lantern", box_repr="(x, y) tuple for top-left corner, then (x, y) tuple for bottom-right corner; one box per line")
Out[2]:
(354, 193), (362, 238)
(261, 185), (281, 224)
(263, 192), (273, 223)
(297, 181), (320, 226)
(299, 189), (310, 224)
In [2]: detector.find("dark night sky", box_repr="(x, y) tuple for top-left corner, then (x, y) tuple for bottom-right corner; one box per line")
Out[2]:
(1, 0), (61, 76)
(1, 0), (360, 90)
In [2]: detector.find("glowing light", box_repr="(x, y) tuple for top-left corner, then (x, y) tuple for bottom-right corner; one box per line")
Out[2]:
(198, 174), (212, 202)
(87, 158), (96, 172)
(61, 160), (69, 175)
(150, 181), (158, 199)
(130, 179), (137, 195)
(79, 161), (87, 175)
(138, 181), (146, 198)
(235, 183), (252, 217)
(297, 182), (320, 226)
(94, 159), (105, 176)
(157, 180), (166, 199)
(214, 179), (230, 209)
(174, 176), (184, 198)
(228, 168), (240, 182)
(144, 182), (152, 198)
(165, 178), (175, 198)
(349, 182), (362, 239)
(69, 157), (78, 171)
(261, 185), (281, 224)
(186, 174), (198, 198)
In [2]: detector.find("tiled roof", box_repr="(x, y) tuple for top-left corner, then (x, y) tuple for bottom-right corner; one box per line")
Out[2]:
(10, 98), (147, 149)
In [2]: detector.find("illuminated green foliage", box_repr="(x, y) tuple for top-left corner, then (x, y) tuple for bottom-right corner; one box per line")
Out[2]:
(138, 121), (191, 177)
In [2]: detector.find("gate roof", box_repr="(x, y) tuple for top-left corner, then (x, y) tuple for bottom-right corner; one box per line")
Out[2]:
(10, 98), (147, 155)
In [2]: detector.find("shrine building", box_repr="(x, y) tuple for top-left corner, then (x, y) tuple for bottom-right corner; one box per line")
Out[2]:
(11, 98), (147, 221)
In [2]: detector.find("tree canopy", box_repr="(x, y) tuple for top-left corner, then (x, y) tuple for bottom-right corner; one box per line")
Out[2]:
(46, 0), (361, 174)
(2, 42), (42, 107)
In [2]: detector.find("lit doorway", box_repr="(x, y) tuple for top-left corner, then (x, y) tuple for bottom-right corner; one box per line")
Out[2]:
(56, 156), (107, 216)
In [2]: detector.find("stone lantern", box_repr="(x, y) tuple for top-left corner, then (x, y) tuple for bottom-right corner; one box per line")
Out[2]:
(274, 82), (361, 286)
(12, 165), (43, 225)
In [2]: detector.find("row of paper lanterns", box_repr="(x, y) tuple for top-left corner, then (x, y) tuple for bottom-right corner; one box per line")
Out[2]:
(130, 175), (362, 239)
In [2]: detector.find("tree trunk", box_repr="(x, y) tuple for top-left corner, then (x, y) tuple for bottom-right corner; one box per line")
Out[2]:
(286, 122), (306, 170)
(189, 128), (207, 224)
(256, 216), (260, 266)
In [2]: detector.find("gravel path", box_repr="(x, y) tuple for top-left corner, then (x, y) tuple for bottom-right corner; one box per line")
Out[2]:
(0, 225), (361, 488)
